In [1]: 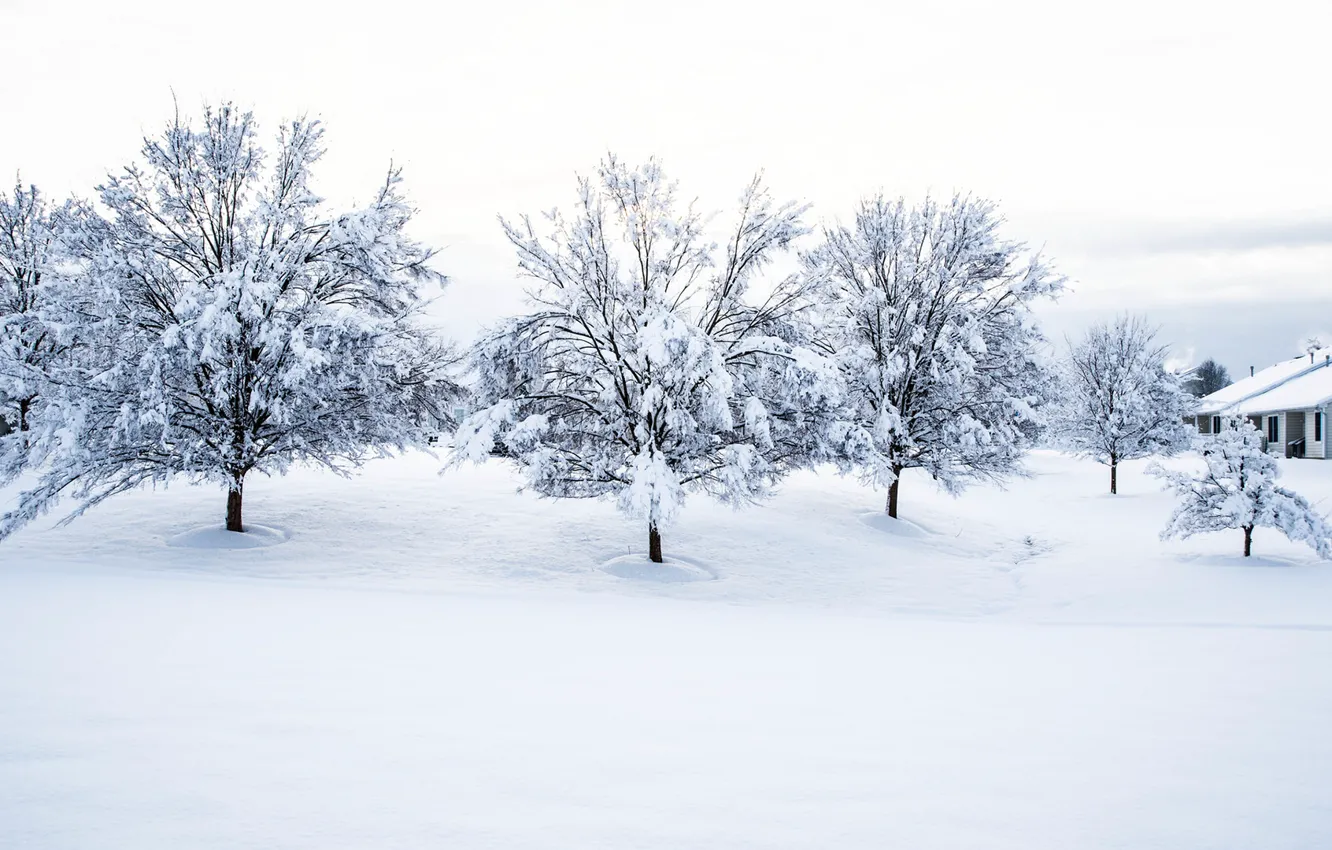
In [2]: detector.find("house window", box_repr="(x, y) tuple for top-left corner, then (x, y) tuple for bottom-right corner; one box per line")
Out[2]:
(1268, 416), (1279, 442)
(1212, 416), (1221, 434)
(1317, 412), (1323, 442)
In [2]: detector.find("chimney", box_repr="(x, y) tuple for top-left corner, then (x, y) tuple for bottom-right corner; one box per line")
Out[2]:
(1312, 352), (1315, 364)
(1250, 366), (1255, 377)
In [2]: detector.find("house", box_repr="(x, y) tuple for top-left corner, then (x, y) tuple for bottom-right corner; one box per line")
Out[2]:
(1191, 349), (1332, 457)
(425, 402), (471, 446)
(1223, 366), (1332, 458)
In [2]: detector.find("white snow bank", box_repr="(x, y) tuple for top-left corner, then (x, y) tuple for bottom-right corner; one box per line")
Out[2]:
(166, 523), (290, 550)
(602, 553), (717, 582)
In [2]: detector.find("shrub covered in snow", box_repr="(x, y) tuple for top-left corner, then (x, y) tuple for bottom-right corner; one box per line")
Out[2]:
(1149, 422), (1332, 558)
(456, 157), (841, 562)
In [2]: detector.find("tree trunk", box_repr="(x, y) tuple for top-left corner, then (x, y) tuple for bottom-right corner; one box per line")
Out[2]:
(1110, 458), (1118, 495)
(1243, 524), (1253, 557)
(17, 397), (32, 450)
(226, 476), (244, 533)
(886, 464), (903, 518)
(648, 522), (663, 564)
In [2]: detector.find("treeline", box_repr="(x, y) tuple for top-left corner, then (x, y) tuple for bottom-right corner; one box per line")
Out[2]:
(0, 102), (1217, 561)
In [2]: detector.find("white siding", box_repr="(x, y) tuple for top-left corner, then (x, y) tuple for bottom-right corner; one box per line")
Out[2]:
(1257, 410), (1330, 458)
(1264, 413), (1282, 453)
(1307, 408), (1328, 459)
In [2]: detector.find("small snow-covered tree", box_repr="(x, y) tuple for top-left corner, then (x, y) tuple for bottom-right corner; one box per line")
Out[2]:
(804, 194), (1063, 518)
(0, 180), (73, 441)
(0, 103), (459, 539)
(456, 157), (837, 563)
(1299, 334), (1327, 357)
(1150, 422), (1332, 558)
(1054, 315), (1193, 494)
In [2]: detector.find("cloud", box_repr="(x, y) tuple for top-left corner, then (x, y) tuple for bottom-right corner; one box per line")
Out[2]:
(1067, 215), (1332, 258)
(1035, 297), (1332, 383)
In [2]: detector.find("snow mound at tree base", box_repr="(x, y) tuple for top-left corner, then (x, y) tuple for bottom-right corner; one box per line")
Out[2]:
(858, 512), (931, 538)
(1178, 552), (1305, 569)
(601, 554), (718, 583)
(166, 524), (291, 550)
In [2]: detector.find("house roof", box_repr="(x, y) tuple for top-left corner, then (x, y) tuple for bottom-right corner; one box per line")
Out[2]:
(1195, 349), (1332, 415)
(1229, 364), (1332, 415)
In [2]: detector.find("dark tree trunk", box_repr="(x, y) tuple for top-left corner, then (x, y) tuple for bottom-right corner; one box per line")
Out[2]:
(1110, 458), (1118, 495)
(886, 464), (903, 518)
(1243, 525), (1253, 557)
(226, 476), (244, 533)
(17, 397), (32, 450)
(648, 522), (663, 564)
(226, 422), (248, 532)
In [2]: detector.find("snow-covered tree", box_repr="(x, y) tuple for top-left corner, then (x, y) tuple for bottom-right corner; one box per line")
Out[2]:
(1186, 358), (1230, 397)
(1299, 334), (1327, 357)
(803, 194), (1063, 518)
(0, 103), (459, 538)
(0, 180), (73, 441)
(1150, 422), (1332, 558)
(455, 157), (838, 563)
(1054, 315), (1193, 494)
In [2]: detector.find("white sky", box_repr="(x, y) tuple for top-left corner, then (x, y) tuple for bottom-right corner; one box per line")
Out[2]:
(3, 0), (1329, 375)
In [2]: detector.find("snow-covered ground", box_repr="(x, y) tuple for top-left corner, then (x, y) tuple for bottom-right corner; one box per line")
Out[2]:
(3, 451), (1331, 848)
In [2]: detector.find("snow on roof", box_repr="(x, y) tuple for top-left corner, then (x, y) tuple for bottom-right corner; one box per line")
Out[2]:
(1195, 349), (1332, 415)
(1229, 363), (1332, 415)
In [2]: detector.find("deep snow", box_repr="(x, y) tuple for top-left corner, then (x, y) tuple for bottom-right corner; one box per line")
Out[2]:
(2, 451), (1331, 848)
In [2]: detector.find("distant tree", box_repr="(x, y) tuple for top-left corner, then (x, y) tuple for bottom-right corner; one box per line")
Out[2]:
(0, 103), (459, 540)
(0, 180), (74, 442)
(1053, 315), (1193, 494)
(1188, 358), (1230, 397)
(803, 194), (1064, 518)
(1150, 422), (1332, 558)
(456, 157), (839, 563)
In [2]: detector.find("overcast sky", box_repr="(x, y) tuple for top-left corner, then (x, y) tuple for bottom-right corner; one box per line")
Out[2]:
(3, 0), (1328, 378)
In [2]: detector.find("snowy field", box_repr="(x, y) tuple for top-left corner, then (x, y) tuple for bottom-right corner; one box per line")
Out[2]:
(3, 450), (1331, 848)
